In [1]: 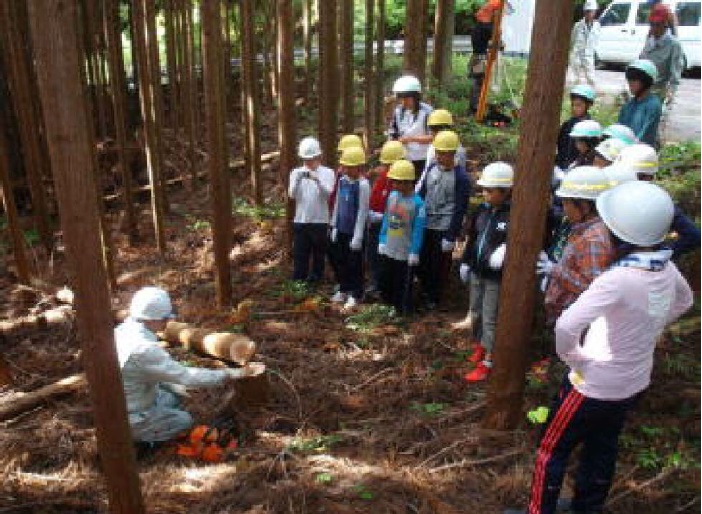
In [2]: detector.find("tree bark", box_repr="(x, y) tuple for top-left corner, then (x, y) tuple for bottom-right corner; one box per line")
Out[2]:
(375, 0), (386, 136)
(27, 1), (145, 511)
(302, 0), (313, 105)
(432, 0), (455, 88)
(318, 0), (338, 165)
(241, 0), (262, 205)
(403, 0), (428, 83)
(364, 0), (375, 147)
(482, 0), (573, 430)
(202, 0), (233, 307)
(339, 0), (355, 134)
(164, 0), (179, 129)
(182, 0), (198, 186)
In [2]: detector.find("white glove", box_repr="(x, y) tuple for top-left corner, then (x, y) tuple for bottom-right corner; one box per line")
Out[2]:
(459, 263), (471, 284)
(408, 254), (420, 266)
(536, 251), (555, 276)
(369, 210), (384, 224)
(378, 243), (387, 255)
(350, 237), (362, 251)
(330, 228), (338, 243)
(488, 243), (506, 270)
(226, 363), (266, 379)
(441, 238), (455, 253)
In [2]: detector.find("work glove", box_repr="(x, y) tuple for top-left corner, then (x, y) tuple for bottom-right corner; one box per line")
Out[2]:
(368, 210), (384, 224)
(378, 243), (387, 256)
(330, 228), (338, 243)
(441, 238), (455, 253)
(488, 244), (506, 270)
(350, 237), (362, 251)
(408, 254), (420, 267)
(459, 263), (471, 284)
(536, 251), (555, 276)
(225, 362), (266, 379)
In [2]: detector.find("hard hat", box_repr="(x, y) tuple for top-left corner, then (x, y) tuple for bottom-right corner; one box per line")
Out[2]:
(617, 143), (659, 175)
(130, 286), (175, 321)
(569, 120), (602, 139)
(627, 59), (659, 82)
(379, 140), (406, 164)
(555, 166), (611, 200)
(387, 159), (416, 181)
(298, 136), (322, 159)
(338, 146), (366, 167)
(604, 164), (638, 187)
(594, 138), (627, 163)
(477, 161), (514, 188)
(583, 0), (598, 11)
(427, 109), (454, 127)
(603, 124), (638, 145)
(432, 130), (460, 152)
(570, 84), (596, 103)
(596, 181), (674, 246)
(337, 134), (363, 153)
(649, 3), (670, 23)
(392, 75), (422, 94)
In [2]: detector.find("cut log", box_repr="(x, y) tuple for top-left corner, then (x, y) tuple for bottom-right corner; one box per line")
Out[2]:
(162, 321), (256, 365)
(0, 374), (86, 421)
(228, 373), (270, 411)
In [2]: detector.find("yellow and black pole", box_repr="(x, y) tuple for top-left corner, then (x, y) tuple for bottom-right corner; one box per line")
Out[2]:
(475, 1), (506, 123)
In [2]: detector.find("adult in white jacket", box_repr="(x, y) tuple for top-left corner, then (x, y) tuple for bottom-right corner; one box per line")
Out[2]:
(115, 287), (263, 443)
(567, 0), (600, 88)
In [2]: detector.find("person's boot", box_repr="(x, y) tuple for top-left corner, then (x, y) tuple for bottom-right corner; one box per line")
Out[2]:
(502, 497), (574, 514)
(466, 343), (486, 363)
(464, 360), (491, 382)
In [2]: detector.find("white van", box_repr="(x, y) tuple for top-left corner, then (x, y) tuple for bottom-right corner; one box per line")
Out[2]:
(596, 0), (701, 69)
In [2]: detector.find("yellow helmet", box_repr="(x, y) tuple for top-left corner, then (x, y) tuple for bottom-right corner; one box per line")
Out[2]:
(337, 134), (364, 152)
(427, 109), (454, 127)
(433, 130), (460, 152)
(379, 140), (406, 164)
(339, 146), (367, 167)
(387, 159), (416, 181)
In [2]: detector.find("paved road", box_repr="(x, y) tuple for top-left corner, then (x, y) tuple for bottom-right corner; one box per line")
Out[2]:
(592, 69), (700, 143)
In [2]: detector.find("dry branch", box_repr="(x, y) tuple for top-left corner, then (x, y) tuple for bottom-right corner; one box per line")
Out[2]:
(0, 374), (86, 421)
(427, 448), (524, 473)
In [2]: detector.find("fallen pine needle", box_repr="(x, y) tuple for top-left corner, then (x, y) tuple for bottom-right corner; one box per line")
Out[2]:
(427, 448), (524, 473)
(607, 466), (678, 505)
(350, 367), (394, 392)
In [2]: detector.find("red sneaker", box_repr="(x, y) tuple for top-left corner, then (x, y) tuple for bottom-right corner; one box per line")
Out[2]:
(467, 343), (486, 363)
(464, 362), (491, 382)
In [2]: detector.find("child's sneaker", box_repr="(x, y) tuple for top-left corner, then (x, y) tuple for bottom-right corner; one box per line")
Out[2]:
(467, 343), (486, 363)
(464, 360), (492, 382)
(331, 291), (347, 303)
(343, 296), (358, 310)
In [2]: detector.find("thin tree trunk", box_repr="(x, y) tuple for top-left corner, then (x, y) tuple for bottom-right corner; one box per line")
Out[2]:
(105, 0), (137, 243)
(375, 0), (386, 136)
(303, 0), (313, 105)
(165, 0), (179, 129)
(432, 0), (455, 88)
(241, 0), (262, 205)
(483, 0), (572, 430)
(202, 0), (233, 307)
(403, 0), (427, 83)
(364, 0), (375, 146)
(318, 1), (338, 165)
(27, 1), (145, 511)
(182, 0), (198, 186)
(339, 0), (354, 134)
(0, 2), (53, 251)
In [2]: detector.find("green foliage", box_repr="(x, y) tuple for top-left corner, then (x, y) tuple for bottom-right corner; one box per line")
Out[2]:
(275, 280), (315, 301)
(410, 401), (448, 416)
(315, 472), (334, 485)
(352, 484), (375, 501)
(658, 141), (702, 178)
(287, 434), (343, 453)
(345, 304), (397, 332)
(661, 353), (700, 380)
(188, 219), (211, 231)
(232, 197), (286, 220)
(621, 425), (700, 472)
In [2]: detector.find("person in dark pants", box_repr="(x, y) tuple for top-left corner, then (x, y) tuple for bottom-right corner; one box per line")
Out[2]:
(329, 147), (370, 310)
(416, 130), (470, 309)
(505, 182), (693, 514)
(378, 160), (426, 317)
(555, 85), (595, 171)
(288, 136), (336, 283)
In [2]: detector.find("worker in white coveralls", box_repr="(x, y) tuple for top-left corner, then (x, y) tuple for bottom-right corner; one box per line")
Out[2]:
(567, 0), (600, 88)
(115, 287), (264, 443)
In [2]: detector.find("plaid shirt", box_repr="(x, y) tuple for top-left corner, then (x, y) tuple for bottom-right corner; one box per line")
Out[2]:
(545, 217), (616, 324)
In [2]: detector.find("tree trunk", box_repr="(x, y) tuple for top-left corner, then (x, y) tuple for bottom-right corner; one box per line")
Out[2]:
(133, 0), (167, 253)
(364, 0), (375, 147)
(182, 0), (198, 186)
(303, 0), (313, 105)
(164, 0), (179, 129)
(375, 0), (386, 136)
(482, 0), (572, 431)
(432, 0), (455, 88)
(318, 0), (338, 165)
(0, 2), (53, 251)
(476, 1), (505, 122)
(277, 0), (296, 249)
(27, 1), (145, 511)
(202, 0), (233, 307)
(339, 0), (354, 134)
(241, 0), (262, 205)
(104, 0), (138, 243)
(403, 0), (427, 83)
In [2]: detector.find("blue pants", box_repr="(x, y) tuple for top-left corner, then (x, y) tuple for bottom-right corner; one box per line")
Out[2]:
(527, 377), (640, 514)
(329, 232), (364, 300)
(292, 223), (328, 282)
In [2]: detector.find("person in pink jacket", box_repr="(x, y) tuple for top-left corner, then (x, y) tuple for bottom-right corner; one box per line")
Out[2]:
(506, 181), (693, 514)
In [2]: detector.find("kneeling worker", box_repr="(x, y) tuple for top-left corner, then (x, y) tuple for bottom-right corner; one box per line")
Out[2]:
(115, 287), (264, 443)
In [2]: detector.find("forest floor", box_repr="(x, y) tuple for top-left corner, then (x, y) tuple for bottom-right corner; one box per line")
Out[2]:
(0, 137), (700, 514)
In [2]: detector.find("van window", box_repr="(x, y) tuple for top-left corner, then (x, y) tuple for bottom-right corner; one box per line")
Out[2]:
(600, 3), (632, 26)
(677, 2), (701, 26)
(635, 4), (651, 25)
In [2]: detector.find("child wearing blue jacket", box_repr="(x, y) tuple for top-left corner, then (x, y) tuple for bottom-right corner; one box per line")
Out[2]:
(379, 160), (426, 316)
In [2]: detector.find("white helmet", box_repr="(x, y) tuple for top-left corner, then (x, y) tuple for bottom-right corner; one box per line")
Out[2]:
(392, 75), (422, 94)
(298, 136), (322, 159)
(583, 0), (598, 11)
(595, 138), (627, 163)
(556, 166), (611, 200)
(477, 161), (514, 188)
(569, 120), (602, 138)
(617, 143), (659, 175)
(596, 181), (674, 246)
(603, 124), (637, 146)
(130, 287), (174, 321)
(604, 164), (638, 187)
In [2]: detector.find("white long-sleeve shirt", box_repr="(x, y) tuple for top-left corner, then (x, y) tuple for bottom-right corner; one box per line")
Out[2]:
(555, 261), (693, 401)
(288, 165), (336, 224)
